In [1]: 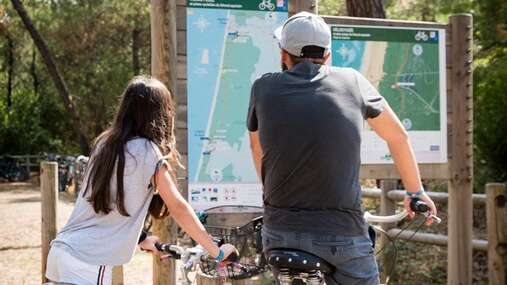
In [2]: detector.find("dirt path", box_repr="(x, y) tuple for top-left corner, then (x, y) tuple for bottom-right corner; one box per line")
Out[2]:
(0, 183), (152, 285)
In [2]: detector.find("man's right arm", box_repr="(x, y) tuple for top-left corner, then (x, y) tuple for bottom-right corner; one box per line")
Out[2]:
(367, 103), (437, 224)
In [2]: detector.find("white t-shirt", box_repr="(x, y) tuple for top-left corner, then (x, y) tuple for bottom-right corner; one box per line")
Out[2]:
(51, 138), (163, 265)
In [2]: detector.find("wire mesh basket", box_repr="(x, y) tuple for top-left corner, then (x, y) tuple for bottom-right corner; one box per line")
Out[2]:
(200, 258), (268, 280)
(199, 205), (268, 279)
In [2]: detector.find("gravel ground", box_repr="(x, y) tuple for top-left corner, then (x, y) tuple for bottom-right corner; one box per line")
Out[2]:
(0, 183), (153, 285)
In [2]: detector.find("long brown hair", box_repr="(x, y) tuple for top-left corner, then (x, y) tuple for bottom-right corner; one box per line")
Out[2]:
(82, 76), (180, 218)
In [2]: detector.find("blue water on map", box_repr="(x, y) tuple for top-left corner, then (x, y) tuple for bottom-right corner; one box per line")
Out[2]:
(331, 40), (366, 70)
(187, 8), (228, 180)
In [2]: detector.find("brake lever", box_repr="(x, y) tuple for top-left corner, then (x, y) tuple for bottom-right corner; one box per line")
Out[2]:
(423, 212), (442, 224)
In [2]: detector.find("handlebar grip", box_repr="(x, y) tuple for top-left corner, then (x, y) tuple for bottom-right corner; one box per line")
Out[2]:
(410, 198), (430, 213)
(154, 242), (181, 259)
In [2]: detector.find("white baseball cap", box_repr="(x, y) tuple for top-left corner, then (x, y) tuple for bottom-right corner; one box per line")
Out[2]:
(274, 11), (331, 57)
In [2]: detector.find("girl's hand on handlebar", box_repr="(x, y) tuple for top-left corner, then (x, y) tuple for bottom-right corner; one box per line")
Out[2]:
(404, 193), (437, 225)
(218, 243), (239, 263)
(139, 235), (161, 255)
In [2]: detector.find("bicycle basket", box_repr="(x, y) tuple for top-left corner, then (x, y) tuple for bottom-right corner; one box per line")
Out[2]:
(202, 205), (264, 258)
(200, 258), (268, 280)
(200, 205), (267, 279)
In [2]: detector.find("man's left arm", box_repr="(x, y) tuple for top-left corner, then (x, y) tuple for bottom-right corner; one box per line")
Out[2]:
(249, 131), (263, 181)
(247, 79), (262, 181)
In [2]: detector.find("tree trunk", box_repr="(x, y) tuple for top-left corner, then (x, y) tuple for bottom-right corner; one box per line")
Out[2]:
(132, 27), (141, 75)
(346, 0), (386, 18)
(31, 45), (38, 96)
(6, 33), (13, 108)
(10, 0), (90, 152)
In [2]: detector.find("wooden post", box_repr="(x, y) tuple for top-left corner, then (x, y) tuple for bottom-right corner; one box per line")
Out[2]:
(151, 0), (178, 284)
(486, 183), (507, 285)
(41, 161), (58, 283)
(447, 14), (473, 285)
(112, 266), (124, 285)
(26, 154), (30, 176)
(378, 179), (397, 282)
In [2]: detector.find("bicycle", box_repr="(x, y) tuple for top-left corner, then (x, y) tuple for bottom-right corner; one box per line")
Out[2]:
(0, 155), (29, 182)
(72, 155), (89, 195)
(157, 199), (440, 284)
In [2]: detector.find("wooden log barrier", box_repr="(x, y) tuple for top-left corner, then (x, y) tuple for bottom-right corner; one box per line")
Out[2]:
(362, 188), (487, 206)
(447, 13), (474, 285)
(112, 266), (124, 285)
(386, 229), (488, 251)
(41, 161), (58, 283)
(486, 183), (507, 285)
(378, 180), (397, 282)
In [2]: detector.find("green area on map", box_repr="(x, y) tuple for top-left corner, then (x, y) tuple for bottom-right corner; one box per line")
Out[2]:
(331, 26), (442, 131)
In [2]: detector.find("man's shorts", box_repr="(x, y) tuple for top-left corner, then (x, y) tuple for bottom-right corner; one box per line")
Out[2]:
(46, 245), (112, 285)
(262, 227), (380, 285)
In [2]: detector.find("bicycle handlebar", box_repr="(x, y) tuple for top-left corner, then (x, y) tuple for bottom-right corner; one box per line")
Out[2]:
(154, 242), (239, 263)
(154, 242), (182, 259)
(364, 210), (409, 223)
(364, 198), (441, 224)
(155, 241), (260, 281)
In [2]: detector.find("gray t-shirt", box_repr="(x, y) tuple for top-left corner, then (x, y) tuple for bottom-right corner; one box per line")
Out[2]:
(247, 61), (385, 236)
(51, 138), (163, 265)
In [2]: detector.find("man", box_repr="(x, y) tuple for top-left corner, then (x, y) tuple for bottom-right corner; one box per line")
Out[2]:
(247, 12), (437, 285)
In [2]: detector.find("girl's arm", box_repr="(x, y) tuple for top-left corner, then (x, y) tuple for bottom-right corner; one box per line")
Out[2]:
(152, 164), (235, 258)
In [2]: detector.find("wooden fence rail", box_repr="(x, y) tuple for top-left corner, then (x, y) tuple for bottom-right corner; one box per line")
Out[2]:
(386, 229), (488, 251)
(364, 183), (487, 277)
(364, 184), (507, 285)
(5, 154), (46, 174)
(362, 188), (487, 205)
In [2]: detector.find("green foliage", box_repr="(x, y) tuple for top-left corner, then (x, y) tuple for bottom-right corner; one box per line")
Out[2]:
(0, 89), (63, 154)
(318, 0), (346, 16)
(1, 0), (506, 186)
(474, 49), (507, 187)
(0, 0), (150, 155)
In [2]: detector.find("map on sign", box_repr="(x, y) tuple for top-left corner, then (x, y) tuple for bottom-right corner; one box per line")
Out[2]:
(187, 0), (287, 209)
(330, 25), (447, 164)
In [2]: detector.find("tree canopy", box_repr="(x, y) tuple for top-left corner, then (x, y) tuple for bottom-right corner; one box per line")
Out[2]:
(0, 0), (505, 187)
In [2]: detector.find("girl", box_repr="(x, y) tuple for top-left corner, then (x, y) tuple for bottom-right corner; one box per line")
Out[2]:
(45, 76), (236, 284)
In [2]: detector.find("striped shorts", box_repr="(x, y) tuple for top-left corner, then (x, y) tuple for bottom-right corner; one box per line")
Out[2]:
(46, 245), (112, 285)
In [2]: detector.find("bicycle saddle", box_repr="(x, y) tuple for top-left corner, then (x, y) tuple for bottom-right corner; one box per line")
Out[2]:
(266, 249), (333, 274)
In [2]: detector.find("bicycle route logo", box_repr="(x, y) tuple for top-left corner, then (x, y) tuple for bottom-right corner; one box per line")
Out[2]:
(258, 0), (275, 11)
